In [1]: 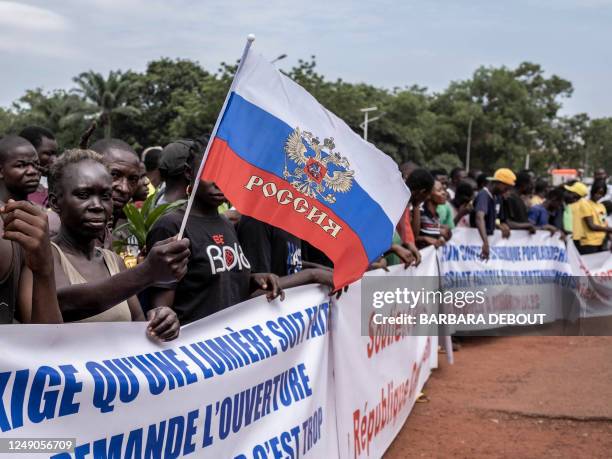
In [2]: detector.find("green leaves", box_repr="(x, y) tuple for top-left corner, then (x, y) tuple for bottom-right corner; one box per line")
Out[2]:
(584, 118), (612, 173)
(112, 192), (186, 253)
(72, 70), (141, 138)
(0, 57), (607, 175)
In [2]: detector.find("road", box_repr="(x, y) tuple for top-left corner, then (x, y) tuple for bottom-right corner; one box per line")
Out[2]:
(386, 336), (612, 458)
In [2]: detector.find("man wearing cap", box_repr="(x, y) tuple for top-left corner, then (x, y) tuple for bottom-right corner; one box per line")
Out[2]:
(470, 168), (515, 260)
(156, 140), (193, 206)
(564, 181), (589, 251)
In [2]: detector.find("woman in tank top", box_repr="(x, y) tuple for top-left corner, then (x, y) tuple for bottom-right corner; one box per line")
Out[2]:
(47, 149), (182, 341)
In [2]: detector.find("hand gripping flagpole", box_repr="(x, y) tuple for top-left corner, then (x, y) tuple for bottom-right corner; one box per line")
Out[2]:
(177, 34), (256, 240)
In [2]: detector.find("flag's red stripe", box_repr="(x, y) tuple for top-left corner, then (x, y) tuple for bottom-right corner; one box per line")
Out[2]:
(202, 137), (370, 288)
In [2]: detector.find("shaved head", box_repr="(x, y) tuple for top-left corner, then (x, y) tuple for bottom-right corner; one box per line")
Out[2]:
(90, 138), (140, 217)
(90, 138), (138, 158)
(594, 168), (608, 181)
(0, 136), (36, 164)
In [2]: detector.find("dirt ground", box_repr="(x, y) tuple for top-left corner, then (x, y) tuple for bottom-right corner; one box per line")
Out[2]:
(385, 336), (612, 458)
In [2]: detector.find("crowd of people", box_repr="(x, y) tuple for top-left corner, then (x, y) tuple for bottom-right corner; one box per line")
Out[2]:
(0, 124), (610, 339)
(397, 164), (612, 259)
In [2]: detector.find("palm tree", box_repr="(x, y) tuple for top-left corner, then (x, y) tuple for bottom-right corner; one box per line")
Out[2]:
(72, 70), (140, 138)
(16, 89), (91, 132)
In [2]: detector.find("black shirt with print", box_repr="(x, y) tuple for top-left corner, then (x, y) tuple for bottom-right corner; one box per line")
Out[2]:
(236, 216), (303, 277)
(146, 210), (251, 325)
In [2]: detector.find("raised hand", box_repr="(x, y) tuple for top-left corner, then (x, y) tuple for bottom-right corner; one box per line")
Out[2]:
(1, 200), (53, 275)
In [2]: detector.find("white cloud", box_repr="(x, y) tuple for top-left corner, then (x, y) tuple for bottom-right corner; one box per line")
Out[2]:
(0, 1), (76, 58)
(0, 34), (75, 58)
(1, 0), (611, 116)
(527, 0), (612, 9)
(0, 1), (68, 31)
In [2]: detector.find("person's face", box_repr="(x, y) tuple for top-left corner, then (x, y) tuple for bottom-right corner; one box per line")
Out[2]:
(411, 188), (431, 205)
(492, 181), (511, 196)
(592, 188), (605, 202)
(430, 180), (447, 205)
(0, 143), (41, 197)
(549, 198), (563, 212)
(104, 148), (140, 215)
(521, 177), (534, 194)
(133, 163), (149, 202)
(456, 193), (472, 207)
(469, 169), (482, 180)
(52, 160), (113, 239)
(594, 169), (608, 181)
(37, 136), (58, 174)
(564, 191), (579, 204)
(453, 170), (467, 186)
(435, 175), (449, 189)
(196, 180), (226, 208)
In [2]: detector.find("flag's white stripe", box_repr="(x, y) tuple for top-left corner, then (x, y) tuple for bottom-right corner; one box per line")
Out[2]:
(232, 50), (410, 227)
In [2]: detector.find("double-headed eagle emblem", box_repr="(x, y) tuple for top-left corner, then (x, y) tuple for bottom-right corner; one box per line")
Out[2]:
(283, 127), (355, 204)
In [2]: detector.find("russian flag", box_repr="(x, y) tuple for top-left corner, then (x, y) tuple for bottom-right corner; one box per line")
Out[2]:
(201, 45), (410, 288)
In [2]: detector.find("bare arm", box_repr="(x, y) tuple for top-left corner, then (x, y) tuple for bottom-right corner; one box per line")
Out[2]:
(276, 269), (332, 290)
(475, 211), (490, 260)
(383, 243), (416, 268)
(56, 237), (189, 320)
(250, 273), (284, 301)
(539, 224), (564, 240)
(57, 262), (155, 319)
(151, 288), (176, 310)
(403, 241), (421, 266)
(506, 220), (536, 233)
(110, 252), (145, 321)
(275, 268), (351, 299)
(115, 253), (180, 341)
(416, 235), (446, 248)
(302, 261), (332, 271)
(585, 216), (612, 233)
(0, 238), (13, 280)
(2, 201), (62, 324)
(411, 207), (422, 237)
(454, 203), (472, 226)
(16, 266), (62, 324)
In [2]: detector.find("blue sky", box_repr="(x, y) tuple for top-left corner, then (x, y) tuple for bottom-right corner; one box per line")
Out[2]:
(1, 0), (611, 117)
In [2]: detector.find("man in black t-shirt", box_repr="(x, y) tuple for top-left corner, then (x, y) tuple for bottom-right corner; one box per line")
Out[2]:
(503, 170), (536, 233)
(301, 240), (333, 269)
(147, 209), (252, 324)
(237, 216), (303, 277)
(145, 140), (283, 325)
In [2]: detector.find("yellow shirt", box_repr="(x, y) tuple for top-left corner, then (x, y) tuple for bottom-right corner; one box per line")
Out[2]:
(530, 195), (544, 206)
(577, 200), (608, 247)
(569, 199), (588, 241)
(146, 181), (156, 198)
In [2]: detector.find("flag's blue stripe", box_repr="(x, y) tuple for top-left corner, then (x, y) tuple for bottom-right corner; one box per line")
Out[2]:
(215, 92), (394, 262)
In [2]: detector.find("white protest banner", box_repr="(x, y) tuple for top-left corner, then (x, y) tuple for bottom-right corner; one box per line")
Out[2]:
(437, 228), (574, 331)
(567, 241), (612, 320)
(579, 249), (612, 277)
(331, 247), (439, 459)
(0, 286), (337, 459)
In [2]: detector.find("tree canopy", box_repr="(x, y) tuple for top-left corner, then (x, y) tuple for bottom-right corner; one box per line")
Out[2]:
(0, 57), (609, 175)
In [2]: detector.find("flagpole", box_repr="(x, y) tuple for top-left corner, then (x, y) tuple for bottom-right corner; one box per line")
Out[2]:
(177, 34), (256, 240)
